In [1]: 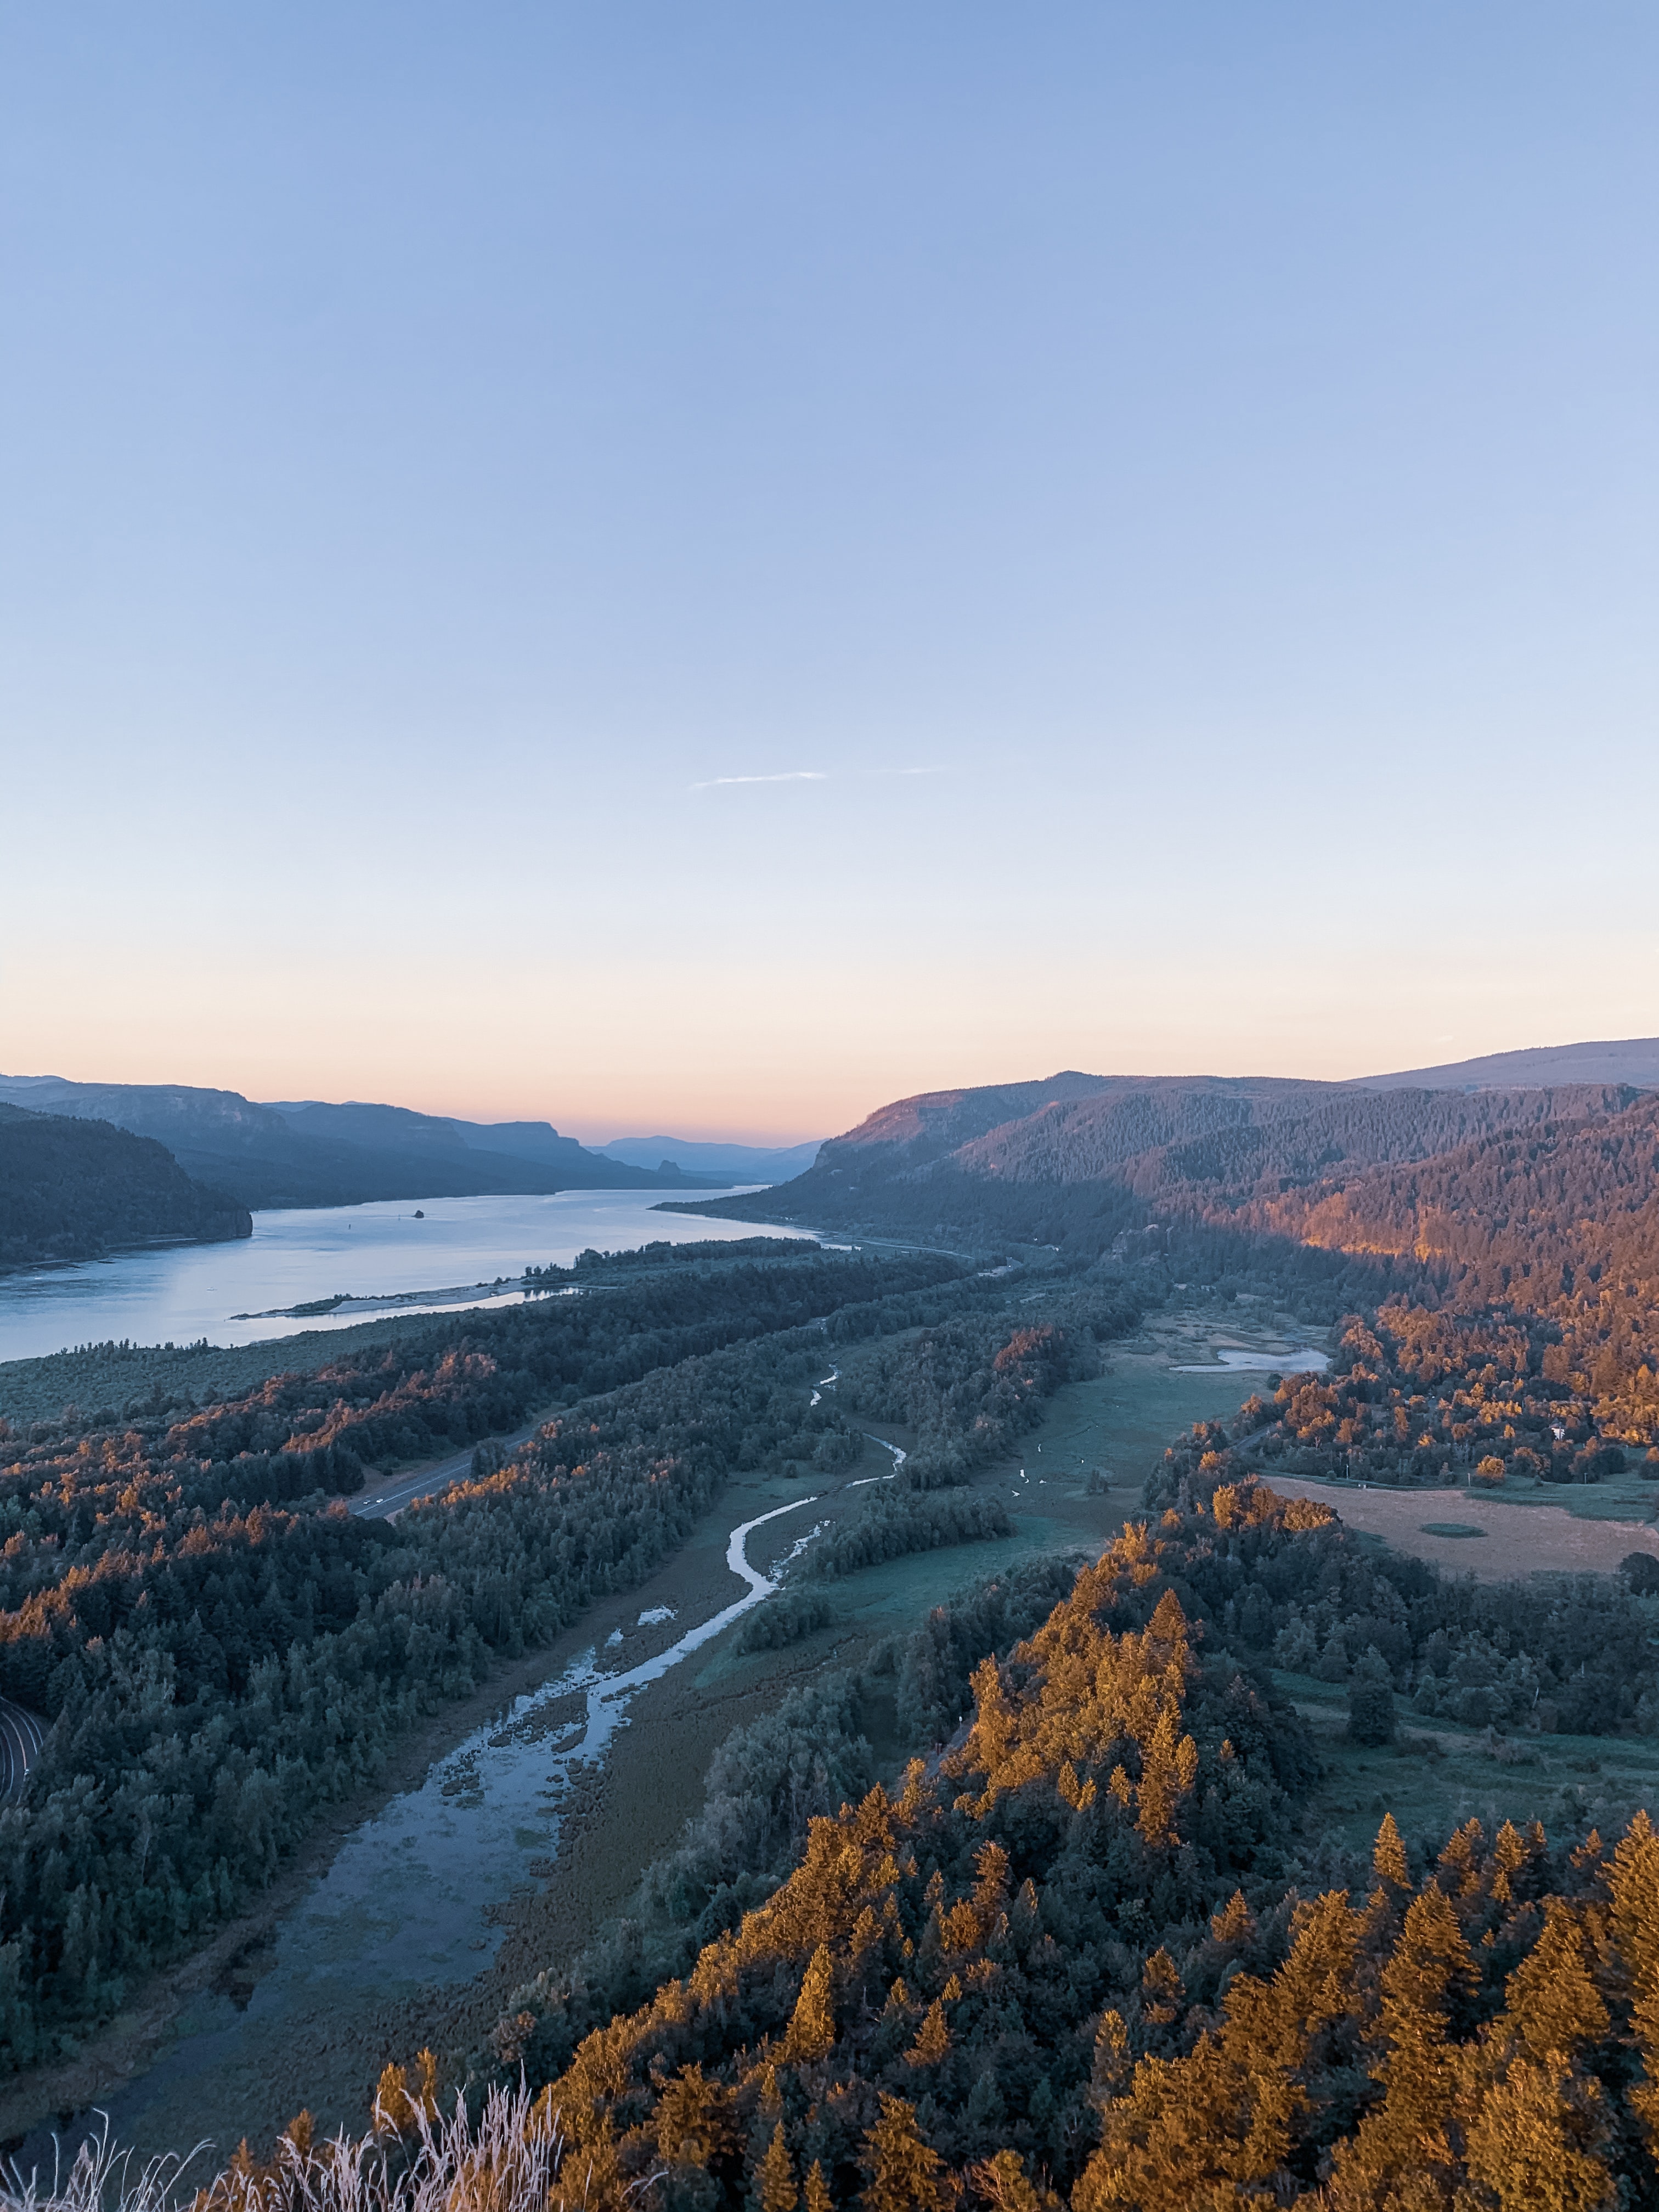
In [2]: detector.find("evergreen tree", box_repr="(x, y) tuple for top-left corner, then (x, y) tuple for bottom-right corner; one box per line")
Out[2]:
(861, 2095), (947, 2212)
(755, 2121), (797, 2212)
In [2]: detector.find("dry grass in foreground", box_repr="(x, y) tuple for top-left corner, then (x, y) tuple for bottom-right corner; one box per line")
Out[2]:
(1, 2086), (590, 2212)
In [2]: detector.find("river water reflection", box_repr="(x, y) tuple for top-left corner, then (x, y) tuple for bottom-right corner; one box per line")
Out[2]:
(0, 1190), (812, 1362)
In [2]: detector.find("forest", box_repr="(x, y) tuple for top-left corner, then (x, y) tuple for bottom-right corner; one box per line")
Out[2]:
(0, 1244), (975, 2067)
(0, 1103), (250, 1268)
(1251, 1092), (1659, 1446)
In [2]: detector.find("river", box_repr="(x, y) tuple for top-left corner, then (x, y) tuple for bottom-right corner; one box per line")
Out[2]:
(0, 1190), (814, 1363)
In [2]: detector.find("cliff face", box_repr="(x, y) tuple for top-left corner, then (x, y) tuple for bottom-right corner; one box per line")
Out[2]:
(0, 1102), (251, 1267)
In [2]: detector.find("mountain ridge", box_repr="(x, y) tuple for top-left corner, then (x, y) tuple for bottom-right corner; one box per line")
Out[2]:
(0, 1077), (716, 1212)
(1348, 1034), (1659, 1090)
(673, 1059), (1651, 1255)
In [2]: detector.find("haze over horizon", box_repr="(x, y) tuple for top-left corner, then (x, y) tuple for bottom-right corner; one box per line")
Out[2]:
(5, 4), (1656, 1136)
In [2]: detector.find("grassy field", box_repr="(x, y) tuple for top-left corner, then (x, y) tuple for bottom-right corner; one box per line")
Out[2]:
(1278, 1668), (1659, 1860)
(1266, 1472), (1659, 1579)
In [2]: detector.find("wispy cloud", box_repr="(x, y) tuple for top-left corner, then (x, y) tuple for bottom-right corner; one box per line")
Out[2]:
(690, 765), (951, 792)
(690, 771), (829, 791)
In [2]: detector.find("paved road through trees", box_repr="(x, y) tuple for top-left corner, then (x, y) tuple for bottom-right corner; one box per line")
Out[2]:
(347, 1416), (550, 1522)
(0, 1697), (44, 1802)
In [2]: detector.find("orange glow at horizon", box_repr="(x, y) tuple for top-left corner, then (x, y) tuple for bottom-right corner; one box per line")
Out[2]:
(3, 935), (1649, 1149)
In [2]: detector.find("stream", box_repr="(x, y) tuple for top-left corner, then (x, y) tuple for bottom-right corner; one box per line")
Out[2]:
(37, 1492), (829, 2163)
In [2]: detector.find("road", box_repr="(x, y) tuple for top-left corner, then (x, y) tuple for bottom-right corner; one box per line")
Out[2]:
(347, 1415), (552, 1522)
(0, 1697), (45, 1802)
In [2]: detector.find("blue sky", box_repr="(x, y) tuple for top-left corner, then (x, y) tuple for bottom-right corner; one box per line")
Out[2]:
(3, 4), (1655, 1139)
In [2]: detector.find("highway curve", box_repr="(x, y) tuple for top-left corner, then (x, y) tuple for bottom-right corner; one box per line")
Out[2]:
(0, 1697), (45, 1802)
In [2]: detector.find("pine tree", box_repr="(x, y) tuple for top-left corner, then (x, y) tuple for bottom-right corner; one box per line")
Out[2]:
(1500, 1900), (1609, 2064)
(861, 2094), (947, 2212)
(905, 2000), (952, 2068)
(1462, 2056), (1613, 2212)
(1454, 1900), (1613, 2212)
(783, 1944), (837, 2063)
(803, 2160), (834, 2212)
(1488, 1818), (1527, 1903)
(1135, 1703), (1198, 1847)
(973, 1838), (1011, 1926)
(757, 2120), (798, 2212)
(1373, 1811), (1411, 1891)
(1210, 1888), (1254, 1945)
(1328, 1886), (1476, 2208)
(1090, 2008), (1130, 2104)
(1140, 1948), (1183, 2027)
(654, 2064), (732, 2168)
(967, 2147), (1059, 2209)
(1607, 1808), (1659, 2154)
(1075, 1890), (1361, 2212)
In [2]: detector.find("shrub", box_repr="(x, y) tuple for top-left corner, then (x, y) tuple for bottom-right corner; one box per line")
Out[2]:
(1347, 1677), (1396, 1747)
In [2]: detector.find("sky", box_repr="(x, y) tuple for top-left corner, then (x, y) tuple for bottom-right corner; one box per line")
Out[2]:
(3, 4), (1656, 1143)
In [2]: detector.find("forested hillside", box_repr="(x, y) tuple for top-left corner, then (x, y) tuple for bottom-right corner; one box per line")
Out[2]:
(19, 1062), (1659, 2203)
(681, 1071), (1638, 1257)
(1237, 1092), (1659, 1453)
(0, 1103), (250, 1268)
(37, 1164), (1659, 2204)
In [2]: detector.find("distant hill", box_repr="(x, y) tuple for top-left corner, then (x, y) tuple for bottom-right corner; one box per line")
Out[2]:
(0, 1102), (251, 1268)
(267, 1099), (731, 1185)
(597, 1134), (824, 1182)
(1350, 1036), (1659, 1091)
(0, 1078), (720, 1212)
(675, 1067), (1641, 1254)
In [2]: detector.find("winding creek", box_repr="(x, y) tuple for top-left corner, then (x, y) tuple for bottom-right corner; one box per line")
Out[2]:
(36, 1491), (833, 2162)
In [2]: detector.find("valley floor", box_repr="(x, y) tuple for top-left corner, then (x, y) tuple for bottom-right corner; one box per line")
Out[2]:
(1, 1317), (1270, 2165)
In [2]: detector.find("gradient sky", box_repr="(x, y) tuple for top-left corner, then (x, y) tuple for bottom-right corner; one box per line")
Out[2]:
(3, 5), (1656, 1142)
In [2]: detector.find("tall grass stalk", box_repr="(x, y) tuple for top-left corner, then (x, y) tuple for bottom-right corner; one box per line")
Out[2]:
(0, 2087), (606, 2212)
